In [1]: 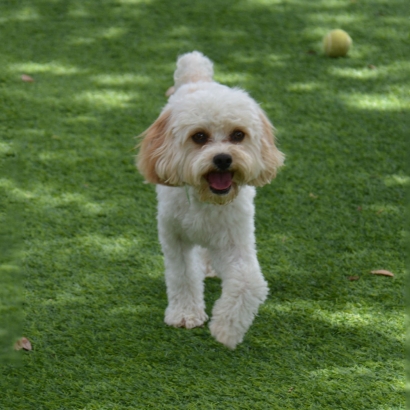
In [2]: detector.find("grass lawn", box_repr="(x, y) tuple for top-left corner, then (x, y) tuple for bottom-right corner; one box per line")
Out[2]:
(0, 0), (407, 408)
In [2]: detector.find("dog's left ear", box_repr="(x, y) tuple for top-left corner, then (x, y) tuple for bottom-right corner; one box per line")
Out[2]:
(249, 111), (285, 187)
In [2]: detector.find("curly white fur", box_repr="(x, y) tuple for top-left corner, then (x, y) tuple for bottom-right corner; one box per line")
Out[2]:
(137, 51), (284, 348)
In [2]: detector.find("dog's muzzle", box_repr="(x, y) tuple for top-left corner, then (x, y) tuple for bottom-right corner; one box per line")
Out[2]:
(206, 154), (233, 195)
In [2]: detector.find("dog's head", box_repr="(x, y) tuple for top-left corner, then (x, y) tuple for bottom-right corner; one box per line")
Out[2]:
(137, 68), (284, 205)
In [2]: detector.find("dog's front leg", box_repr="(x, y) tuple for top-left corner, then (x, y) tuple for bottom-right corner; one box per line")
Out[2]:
(161, 238), (208, 329)
(208, 248), (268, 349)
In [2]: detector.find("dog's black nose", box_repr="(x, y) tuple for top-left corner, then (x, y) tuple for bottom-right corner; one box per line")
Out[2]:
(213, 154), (232, 170)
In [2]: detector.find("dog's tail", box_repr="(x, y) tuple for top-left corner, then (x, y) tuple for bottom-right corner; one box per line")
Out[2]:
(173, 51), (214, 90)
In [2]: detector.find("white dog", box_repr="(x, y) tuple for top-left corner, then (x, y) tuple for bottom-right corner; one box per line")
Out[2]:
(137, 51), (284, 348)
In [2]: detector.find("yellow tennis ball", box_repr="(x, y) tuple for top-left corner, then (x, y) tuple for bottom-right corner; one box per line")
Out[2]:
(323, 29), (352, 57)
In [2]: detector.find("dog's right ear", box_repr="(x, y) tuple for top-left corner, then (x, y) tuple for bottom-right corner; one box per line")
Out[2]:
(136, 110), (172, 185)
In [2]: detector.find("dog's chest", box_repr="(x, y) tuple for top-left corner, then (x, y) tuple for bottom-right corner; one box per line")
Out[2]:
(157, 186), (255, 249)
(180, 205), (234, 247)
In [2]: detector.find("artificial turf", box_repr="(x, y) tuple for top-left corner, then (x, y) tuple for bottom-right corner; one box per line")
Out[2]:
(0, 0), (407, 408)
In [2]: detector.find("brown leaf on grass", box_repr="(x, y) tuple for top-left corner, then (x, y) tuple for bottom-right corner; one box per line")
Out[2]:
(368, 64), (377, 70)
(370, 270), (394, 277)
(309, 193), (318, 198)
(21, 74), (34, 82)
(348, 276), (360, 281)
(14, 337), (32, 351)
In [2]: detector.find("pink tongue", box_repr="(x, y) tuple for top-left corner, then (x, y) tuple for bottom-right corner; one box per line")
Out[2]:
(207, 172), (232, 190)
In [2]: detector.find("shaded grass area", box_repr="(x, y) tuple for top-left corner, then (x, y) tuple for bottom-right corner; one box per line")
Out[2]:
(0, 0), (407, 408)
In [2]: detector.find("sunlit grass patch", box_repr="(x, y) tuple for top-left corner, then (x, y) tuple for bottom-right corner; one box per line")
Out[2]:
(330, 66), (380, 79)
(91, 73), (152, 86)
(0, 6), (40, 23)
(78, 234), (141, 255)
(9, 62), (84, 76)
(306, 12), (363, 26)
(341, 91), (409, 111)
(74, 89), (138, 108)
(0, 142), (14, 156)
(287, 82), (321, 93)
(383, 175), (410, 187)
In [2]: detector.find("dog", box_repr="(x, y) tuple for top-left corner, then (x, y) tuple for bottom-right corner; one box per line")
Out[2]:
(137, 51), (284, 348)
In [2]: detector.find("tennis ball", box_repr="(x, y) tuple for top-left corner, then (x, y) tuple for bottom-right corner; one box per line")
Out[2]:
(323, 29), (352, 57)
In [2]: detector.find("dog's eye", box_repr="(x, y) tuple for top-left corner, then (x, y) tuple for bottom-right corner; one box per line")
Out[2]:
(230, 130), (245, 143)
(191, 132), (209, 145)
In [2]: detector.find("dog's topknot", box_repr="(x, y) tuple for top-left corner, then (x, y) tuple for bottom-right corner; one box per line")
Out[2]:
(173, 51), (214, 90)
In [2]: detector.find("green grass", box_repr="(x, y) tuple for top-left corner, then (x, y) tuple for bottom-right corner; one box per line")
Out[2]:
(0, 0), (407, 408)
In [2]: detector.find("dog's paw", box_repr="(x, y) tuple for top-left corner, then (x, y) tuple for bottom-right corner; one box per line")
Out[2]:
(165, 307), (208, 329)
(208, 276), (268, 348)
(209, 318), (243, 349)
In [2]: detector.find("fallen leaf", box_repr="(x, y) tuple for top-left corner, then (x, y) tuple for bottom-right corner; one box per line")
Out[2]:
(165, 86), (175, 97)
(368, 64), (377, 70)
(14, 337), (32, 351)
(348, 276), (360, 281)
(309, 193), (318, 198)
(21, 74), (34, 82)
(370, 270), (394, 277)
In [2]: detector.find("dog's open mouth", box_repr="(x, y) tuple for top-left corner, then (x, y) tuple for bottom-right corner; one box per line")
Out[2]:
(206, 171), (233, 195)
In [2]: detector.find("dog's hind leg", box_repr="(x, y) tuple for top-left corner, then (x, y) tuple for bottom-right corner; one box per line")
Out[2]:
(197, 247), (218, 278)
